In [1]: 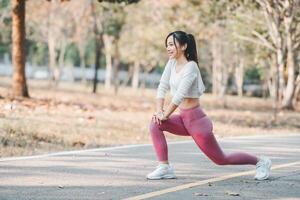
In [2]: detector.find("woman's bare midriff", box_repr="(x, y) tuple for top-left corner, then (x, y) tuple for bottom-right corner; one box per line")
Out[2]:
(179, 98), (200, 109)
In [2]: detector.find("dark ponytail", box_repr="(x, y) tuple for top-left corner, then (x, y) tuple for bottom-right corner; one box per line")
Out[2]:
(165, 31), (198, 65)
(186, 34), (198, 65)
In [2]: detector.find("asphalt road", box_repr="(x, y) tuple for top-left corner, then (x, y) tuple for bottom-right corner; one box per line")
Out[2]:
(1, 134), (300, 200)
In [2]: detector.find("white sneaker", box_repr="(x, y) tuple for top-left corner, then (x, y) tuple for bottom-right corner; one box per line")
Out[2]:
(254, 157), (272, 180)
(146, 163), (176, 180)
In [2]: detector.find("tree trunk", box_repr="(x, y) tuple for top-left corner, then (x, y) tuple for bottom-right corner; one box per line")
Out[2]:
(92, 36), (101, 94)
(276, 39), (285, 102)
(211, 36), (227, 107)
(265, 55), (279, 122)
(211, 38), (221, 95)
(122, 64), (133, 87)
(233, 42), (244, 97)
(56, 39), (66, 85)
(281, 0), (298, 109)
(12, 0), (29, 97)
(48, 33), (56, 82)
(273, 56), (280, 122)
(103, 34), (113, 90)
(258, 0), (284, 108)
(47, 0), (59, 85)
(292, 74), (300, 106)
(91, 1), (101, 94)
(113, 39), (120, 95)
(140, 68), (146, 90)
(79, 43), (86, 84)
(218, 66), (228, 108)
(235, 58), (244, 97)
(132, 60), (140, 90)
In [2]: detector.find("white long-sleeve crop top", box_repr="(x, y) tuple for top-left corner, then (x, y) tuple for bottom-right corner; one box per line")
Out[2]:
(156, 59), (206, 105)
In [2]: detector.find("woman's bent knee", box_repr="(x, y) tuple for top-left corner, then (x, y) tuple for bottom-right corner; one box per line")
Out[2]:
(149, 120), (161, 133)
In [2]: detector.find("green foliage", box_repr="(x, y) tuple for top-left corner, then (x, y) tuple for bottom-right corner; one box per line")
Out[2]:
(99, 2), (126, 38)
(0, 0), (11, 44)
(245, 67), (263, 84)
(85, 38), (97, 68)
(0, 0), (11, 61)
(65, 43), (80, 66)
(0, 43), (10, 61)
(26, 41), (48, 66)
(0, 0), (9, 8)
(119, 1), (163, 66)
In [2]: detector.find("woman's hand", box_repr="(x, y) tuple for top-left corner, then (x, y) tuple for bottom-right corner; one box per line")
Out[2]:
(157, 112), (168, 121)
(152, 110), (165, 125)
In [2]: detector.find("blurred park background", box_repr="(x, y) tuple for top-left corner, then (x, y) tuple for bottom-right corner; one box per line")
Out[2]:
(0, 0), (299, 158)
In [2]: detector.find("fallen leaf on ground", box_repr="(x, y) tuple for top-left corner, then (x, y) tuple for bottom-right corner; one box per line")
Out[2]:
(194, 192), (208, 196)
(225, 191), (240, 196)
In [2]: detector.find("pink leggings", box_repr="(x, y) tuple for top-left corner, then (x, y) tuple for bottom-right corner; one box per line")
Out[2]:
(149, 106), (258, 165)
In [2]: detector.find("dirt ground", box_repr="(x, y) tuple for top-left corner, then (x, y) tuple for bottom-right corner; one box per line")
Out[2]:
(0, 77), (299, 157)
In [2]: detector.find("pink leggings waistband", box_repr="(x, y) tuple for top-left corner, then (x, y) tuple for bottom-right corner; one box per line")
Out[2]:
(179, 105), (206, 121)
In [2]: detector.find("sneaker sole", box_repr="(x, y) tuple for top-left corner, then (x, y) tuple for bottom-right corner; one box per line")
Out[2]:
(255, 172), (269, 180)
(147, 174), (176, 180)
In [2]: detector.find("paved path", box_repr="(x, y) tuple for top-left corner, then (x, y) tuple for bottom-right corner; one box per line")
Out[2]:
(1, 134), (300, 200)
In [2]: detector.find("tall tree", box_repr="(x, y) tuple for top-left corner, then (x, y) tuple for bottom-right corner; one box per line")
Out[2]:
(281, 0), (300, 109)
(91, 0), (139, 93)
(250, 0), (300, 109)
(103, 2), (126, 94)
(27, 0), (75, 85)
(196, 0), (237, 107)
(233, 0), (300, 113)
(91, 0), (102, 94)
(12, 0), (28, 97)
(70, 0), (92, 83)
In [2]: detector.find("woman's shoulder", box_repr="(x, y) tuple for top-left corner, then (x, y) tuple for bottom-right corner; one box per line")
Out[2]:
(184, 60), (199, 72)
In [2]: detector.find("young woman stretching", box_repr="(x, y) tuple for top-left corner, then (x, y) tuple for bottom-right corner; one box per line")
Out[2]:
(147, 30), (271, 181)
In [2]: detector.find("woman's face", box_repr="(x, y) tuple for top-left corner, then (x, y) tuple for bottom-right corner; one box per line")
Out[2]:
(166, 35), (185, 59)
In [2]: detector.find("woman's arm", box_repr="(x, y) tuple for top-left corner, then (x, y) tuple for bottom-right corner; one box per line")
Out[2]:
(153, 60), (173, 124)
(156, 60), (172, 100)
(157, 102), (177, 121)
(162, 102), (177, 119)
(153, 98), (165, 125)
(156, 98), (165, 113)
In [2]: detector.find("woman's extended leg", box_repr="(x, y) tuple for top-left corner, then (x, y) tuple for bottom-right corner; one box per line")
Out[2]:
(149, 114), (190, 162)
(182, 111), (258, 165)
